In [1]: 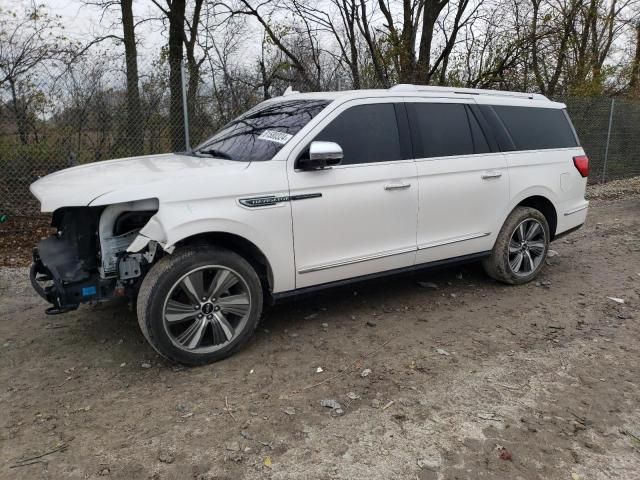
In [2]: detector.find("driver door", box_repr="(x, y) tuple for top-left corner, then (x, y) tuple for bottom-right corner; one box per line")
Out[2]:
(287, 100), (419, 289)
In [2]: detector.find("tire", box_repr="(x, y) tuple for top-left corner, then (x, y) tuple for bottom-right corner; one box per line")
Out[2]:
(137, 246), (263, 366)
(483, 206), (550, 285)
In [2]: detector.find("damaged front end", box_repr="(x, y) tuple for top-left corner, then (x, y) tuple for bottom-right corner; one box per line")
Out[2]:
(31, 199), (160, 314)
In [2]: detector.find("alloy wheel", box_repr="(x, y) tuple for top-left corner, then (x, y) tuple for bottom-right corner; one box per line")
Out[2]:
(162, 265), (251, 353)
(508, 218), (547, 277)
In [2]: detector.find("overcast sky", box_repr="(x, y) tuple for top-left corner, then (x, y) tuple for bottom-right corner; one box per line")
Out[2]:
(2, 0), (166, 59)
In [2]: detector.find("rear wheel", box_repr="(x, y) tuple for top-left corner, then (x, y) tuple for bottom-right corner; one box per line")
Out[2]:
(137, 247), (263, 365)
(483, 206), (550, 285)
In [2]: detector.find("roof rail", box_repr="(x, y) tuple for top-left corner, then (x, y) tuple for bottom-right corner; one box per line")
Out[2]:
(389, 84), (548, 101)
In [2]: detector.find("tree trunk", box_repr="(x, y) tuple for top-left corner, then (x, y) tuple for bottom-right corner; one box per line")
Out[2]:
(530, 0), (546, 94)
(357, 0), (388, 87)
(120, 0), (143, 155)
(630, 22), (640, 96)
(168, 0), (186, 152)
(415, 0), (447, 84)
(9, 80), (28, 145)
(184, 0), (204, 141)
(344, 0), (360, 89)
(398, 0), (417, 83)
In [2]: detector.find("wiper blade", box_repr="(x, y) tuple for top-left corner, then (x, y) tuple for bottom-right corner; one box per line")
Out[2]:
(197, 148), (234, 160)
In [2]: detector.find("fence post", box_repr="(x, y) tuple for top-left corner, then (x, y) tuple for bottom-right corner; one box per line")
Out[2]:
(180, 59), (191, 152)
(601, 97), (614, 184)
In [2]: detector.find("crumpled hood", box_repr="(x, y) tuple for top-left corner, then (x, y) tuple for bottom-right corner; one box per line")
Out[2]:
(30, 153), (248, 212)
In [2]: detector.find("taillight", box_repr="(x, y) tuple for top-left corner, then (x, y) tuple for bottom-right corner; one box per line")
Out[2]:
(573, 155), (589, 177)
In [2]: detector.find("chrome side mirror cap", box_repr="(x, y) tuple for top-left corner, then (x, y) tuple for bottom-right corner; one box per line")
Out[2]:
(299, 141), (343, 170)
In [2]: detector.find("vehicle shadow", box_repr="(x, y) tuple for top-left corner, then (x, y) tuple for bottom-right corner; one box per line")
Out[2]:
(260, 260), (491, 334)
(57, 260), (493, 373)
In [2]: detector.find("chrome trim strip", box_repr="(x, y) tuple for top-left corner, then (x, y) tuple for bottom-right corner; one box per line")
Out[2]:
(298, 232), (492, 274)
(418, 232), (490, 250)
(564, 204), (588, 216)
(298, 246), (416, 274)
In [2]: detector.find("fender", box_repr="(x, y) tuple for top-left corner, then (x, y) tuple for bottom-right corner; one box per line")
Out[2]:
(494, 185), (560, 239)
(127, 200), (295, 293)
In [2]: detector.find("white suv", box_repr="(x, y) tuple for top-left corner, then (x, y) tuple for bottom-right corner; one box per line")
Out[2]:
(30, 84), (589, 365)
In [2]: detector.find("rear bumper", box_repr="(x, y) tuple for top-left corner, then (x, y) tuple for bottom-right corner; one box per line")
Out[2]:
(556, 200), (588, 237)
(552, 223), (583, 241)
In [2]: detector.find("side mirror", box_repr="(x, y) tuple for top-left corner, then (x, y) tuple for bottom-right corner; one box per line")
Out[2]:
(298, 141), (343, 170)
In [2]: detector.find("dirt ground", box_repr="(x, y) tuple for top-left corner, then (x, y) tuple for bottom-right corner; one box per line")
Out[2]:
(1, 191), (639, 479)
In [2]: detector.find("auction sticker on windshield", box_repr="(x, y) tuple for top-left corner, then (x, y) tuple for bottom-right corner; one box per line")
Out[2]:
(257, 130), (293, 144)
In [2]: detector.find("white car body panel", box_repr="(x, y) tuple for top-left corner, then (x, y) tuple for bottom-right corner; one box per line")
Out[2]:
(286, 96), (419, 288)
(288, 159), (418, 288)
(406, 97), (510, 265)
(31, 155), (296, 292)
(414, 150), (509, 264)
(30, 153), (249, 211)
(29, 86), (589, 297)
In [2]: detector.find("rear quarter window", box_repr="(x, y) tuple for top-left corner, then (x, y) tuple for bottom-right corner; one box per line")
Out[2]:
(492, 105), (578, 150)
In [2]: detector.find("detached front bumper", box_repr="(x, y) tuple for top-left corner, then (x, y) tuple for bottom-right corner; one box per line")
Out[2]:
(30, 237), (113, 315)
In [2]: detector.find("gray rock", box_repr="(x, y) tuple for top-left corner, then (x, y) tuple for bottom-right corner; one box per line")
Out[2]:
(320, 399), (342, 409)
(320, 399), (344, 415)
(225, 441), (240, 452)
(158, 450), (175, 464)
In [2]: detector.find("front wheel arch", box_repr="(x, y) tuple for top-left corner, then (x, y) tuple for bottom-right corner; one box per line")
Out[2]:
(173, 232), (273, 296)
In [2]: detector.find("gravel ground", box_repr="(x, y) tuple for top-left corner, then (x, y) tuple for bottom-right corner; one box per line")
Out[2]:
(1, 183), (639, 479)
(586, 176), (640, 202)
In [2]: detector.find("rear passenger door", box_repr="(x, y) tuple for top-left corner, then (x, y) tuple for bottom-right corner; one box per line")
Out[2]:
(287, 100), (418, 288)
(407, 98), (509, 264)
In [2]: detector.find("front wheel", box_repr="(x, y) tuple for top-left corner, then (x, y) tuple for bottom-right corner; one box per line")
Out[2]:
(483, 206), (550, 285)
(137, 247), (263, 365)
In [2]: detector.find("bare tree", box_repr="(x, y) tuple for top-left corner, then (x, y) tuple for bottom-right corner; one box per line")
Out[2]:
(81, 0), (147, 155)
(0, 6), (67, 144)
(121, 0), (144, 155)
(151, 0), (208, 150)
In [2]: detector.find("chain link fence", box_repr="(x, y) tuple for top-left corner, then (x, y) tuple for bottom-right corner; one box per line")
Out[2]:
(556, 96), (640, 183)
(1, 71), (639, 217)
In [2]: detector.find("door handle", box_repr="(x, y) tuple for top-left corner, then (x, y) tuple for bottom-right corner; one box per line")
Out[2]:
(384, 182), (411, 191)
(481, 171), (503, 180)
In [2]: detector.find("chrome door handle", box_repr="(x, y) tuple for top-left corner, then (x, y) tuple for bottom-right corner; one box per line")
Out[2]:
(482, 171), (503, 180)
(384, 182), (411, 191)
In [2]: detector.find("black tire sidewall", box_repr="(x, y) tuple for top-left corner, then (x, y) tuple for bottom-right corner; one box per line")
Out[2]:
(486, 207), (550, 285)
(141, 248), (263, 365)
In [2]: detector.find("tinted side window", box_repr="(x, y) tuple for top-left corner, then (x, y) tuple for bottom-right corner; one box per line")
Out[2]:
(492, 105), (578, 150)
(313, 104), (402, 165)
(409, 103), (474, 158)
(467, 108), (490, 154)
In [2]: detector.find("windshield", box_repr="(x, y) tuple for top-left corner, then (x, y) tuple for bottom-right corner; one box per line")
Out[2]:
(195, 99), (330, 162)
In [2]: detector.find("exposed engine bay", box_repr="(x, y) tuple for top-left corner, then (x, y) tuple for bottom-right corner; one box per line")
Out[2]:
(30, 200), (159, 314)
